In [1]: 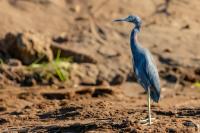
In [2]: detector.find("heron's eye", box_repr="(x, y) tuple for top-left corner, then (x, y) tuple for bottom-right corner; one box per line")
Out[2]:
(127, 16), (132, 22)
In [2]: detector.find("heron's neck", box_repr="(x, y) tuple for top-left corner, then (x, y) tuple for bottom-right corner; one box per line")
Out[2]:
(130, 27), (140, 54)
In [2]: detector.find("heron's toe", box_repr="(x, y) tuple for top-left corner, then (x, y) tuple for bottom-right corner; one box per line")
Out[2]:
(139, 118), (156, 125)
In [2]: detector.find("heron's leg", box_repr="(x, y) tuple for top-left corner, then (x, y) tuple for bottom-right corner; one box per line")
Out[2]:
(147, 87), (151, 125)
(139, 88), (155, 125)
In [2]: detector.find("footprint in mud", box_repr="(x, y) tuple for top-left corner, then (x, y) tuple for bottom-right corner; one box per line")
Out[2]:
(41, 92), (72, 100)
(38, 106), (83, 120)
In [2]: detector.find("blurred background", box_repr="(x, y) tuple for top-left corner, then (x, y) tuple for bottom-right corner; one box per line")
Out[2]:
(0, 0), (200, 132)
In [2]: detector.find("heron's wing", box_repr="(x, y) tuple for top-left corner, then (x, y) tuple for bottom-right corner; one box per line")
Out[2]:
(144, 49), (160, 102)
(132, 58), (137, 78)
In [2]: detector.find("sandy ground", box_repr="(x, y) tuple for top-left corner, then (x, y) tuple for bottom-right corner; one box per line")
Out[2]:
(0, 84), (200, 132)
(0, 0), (200, 132)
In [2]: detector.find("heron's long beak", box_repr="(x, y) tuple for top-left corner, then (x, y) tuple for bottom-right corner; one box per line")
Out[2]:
(112, 17), (128, 22)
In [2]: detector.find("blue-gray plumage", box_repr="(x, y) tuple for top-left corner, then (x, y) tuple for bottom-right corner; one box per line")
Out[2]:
(113, 15), (160, 125)
(131, 29), (160, 103)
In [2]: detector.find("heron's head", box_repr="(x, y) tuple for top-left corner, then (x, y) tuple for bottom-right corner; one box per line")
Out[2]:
(113, 15), (142, 28)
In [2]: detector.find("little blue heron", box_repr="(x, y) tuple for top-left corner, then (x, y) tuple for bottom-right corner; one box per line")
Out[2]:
(113, 15), (160, 125)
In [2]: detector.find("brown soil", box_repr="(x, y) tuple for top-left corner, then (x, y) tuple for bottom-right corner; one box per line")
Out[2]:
(0, 0), (200, 132)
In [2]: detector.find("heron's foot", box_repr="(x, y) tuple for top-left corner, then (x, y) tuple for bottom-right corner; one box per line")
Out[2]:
(139, 117), (155, 125)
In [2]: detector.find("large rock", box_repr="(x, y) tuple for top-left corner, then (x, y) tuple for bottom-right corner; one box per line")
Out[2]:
(1, 32), (53, 65)
(70, 64), (99, 85)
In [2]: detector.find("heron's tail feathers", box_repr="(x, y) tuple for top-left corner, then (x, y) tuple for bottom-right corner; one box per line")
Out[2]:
(150, 87), (160, 103)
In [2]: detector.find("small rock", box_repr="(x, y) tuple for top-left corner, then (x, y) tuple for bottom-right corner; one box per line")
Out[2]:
(112, 119), (131, 129)
(6, 58), (22, 67)
(181, 24), (190, 30)
(0, 106), (6, 112)
(162, 73), (177, 83)
(163, 48), (172, 53)
(183, 73), (196, 83)
(126, 70), (137, 82)
(20, 75), (37, 87)
(52, 33), (68, 44)
(71, 64), (99, 85)
(92, 87), (113, 97)
(18, 127), (29, 133)
(194, 67), (200, 75)
(130, 128), (137, 133)
(183, 120), (197, 127)
(70, 5), (81, 13)
(167, 128), (177, 133)
(110, 73), (125, 85)
(0, 118), (7, 125)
